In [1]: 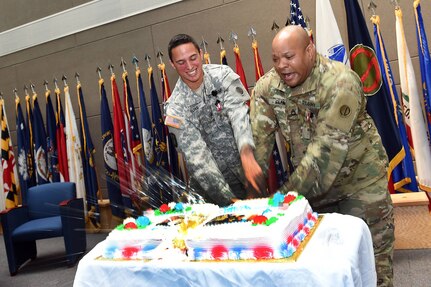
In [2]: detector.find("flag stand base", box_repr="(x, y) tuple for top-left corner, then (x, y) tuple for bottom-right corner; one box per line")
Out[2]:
(392, 191), (431, 249)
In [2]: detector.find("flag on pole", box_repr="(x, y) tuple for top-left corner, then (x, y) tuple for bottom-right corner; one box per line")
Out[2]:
(232, 44), (249, 91)
(396, 6), (431, 192)
(220, 49), (228, 65)
(148, 64), (173, 203)
(217, 36), (228, 66)
(148, 65), (169, 171)
(100, 77), (124, 218)
(45, 87), (60, 182)
(414, 0), (431, 135)
(77, 82), (101, 228)
(344, 0), (416, 193)
(372, 14), (418, 192)
(1, 98), (20, 209)
(136, 67), (156, 169)
(201, 39), (211, 65)
(24, 93), (36, 187)
(289, 0), (306, 27)
(64, 84), (86, 200)
(122, 69), (143, 192)
(251, 38), (264, 80)
(111, 72), (133, 210)
(289, 0), (313, 41)
(250, 34), (286, 193)
(316, 0), (349, 65)
(158, 62), (182, 180)
(15, 96), (31, 204)
(54, 86), (69, 182)
(31, 90), (49, 185)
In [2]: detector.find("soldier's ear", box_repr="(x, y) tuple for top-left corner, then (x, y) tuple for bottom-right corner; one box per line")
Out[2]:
(170, 60), (176, 70)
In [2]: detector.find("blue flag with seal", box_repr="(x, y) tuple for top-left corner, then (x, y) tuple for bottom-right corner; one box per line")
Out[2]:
(45, 88), (60, 182)
(136, 67), (156, 169)
(372, 14), (418, 192)
(148, 65), (173, 204)
(31, 91), (49, 185)
(414, 0), (431, 137)
(344, 0), (417, 193)
(99, 77), (124, 218)
(77, 82), (101, 228)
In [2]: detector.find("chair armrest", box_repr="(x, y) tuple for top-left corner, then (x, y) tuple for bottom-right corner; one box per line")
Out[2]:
(0, 206), (29, 237)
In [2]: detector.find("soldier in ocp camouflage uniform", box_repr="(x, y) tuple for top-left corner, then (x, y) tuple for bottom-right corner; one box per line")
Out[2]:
(164, 34), (265, 206)
(251, 26), (394, 286)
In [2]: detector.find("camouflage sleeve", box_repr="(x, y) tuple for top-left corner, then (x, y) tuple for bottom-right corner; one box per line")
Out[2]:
(280, 71), (363, 199)
(165, 99), (236, 206)
(221, 69), (255, 152)
(249, 81), (277, 175)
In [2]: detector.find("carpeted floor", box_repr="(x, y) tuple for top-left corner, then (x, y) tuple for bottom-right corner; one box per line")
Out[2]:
(1, 233), (431, 286)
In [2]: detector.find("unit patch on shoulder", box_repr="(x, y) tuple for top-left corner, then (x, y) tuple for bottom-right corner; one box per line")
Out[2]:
(339, 105), (351, 118)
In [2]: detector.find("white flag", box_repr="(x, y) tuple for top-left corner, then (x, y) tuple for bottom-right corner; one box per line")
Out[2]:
(316, 0), (349, 65)
(396, 7), (431, 191)
(64, 85), (86, 201)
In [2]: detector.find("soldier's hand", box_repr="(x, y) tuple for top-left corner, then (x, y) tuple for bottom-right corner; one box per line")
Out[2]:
(240, 145), (267, 197)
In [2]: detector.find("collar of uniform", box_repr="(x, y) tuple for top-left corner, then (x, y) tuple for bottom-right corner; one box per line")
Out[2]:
(290, 54), (321, 97)
(202, 65), (217, 95)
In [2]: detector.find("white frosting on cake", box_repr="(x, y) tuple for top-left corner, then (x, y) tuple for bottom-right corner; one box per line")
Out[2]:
(185, 192), (317, 260)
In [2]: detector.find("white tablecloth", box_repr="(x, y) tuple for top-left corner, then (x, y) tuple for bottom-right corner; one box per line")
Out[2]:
(73, 213), (376, 287)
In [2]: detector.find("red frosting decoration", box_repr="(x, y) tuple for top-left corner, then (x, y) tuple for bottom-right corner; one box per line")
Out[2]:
(211, 245), (229, 260)
(251, 215), (268, 225)
(283, 194), (296, 204)
(124, 222), (138, 229)
(253, 246), (273, 259)
(159, 204), (170, 213)
(297, 223), (304, 232)
(287, 234), (294, 244)
(122, 246), (140, 259)
(307, 212), (312, 220)
(292, 238), (300, 248)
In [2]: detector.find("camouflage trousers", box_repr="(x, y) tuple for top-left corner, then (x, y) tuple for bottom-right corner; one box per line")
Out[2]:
(315, 175), (394, 287)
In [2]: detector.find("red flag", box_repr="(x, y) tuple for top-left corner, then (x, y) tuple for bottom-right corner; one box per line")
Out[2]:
(251, 39), (264, 81)
(54, 87), (69, 182)
(122, 70), (143, 193)
(233, 45), (249, 90)
(111, 73), (133, 208)
(1, 99), (20, 209)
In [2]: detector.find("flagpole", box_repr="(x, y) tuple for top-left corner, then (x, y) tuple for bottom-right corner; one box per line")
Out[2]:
(217, 35), (227, 65)
(200, 37), (210, 64)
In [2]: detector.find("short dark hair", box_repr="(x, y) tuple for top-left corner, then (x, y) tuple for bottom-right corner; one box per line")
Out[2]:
(168, 34), (200, 61)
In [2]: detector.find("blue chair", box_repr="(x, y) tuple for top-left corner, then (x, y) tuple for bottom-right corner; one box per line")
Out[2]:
(0, 182), (86, 276)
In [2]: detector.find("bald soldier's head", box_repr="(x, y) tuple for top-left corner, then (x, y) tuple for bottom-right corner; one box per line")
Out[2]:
(271, 25), (316, 88)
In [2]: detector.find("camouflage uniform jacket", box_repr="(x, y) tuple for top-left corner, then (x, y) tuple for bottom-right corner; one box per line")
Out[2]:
(251, 54), (388, 208)
(165, 64), (254, 206)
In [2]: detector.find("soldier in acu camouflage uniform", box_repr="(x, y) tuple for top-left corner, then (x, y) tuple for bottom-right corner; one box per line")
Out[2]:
(164, 34), (265, 207)
(250, 26), (394, 287)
